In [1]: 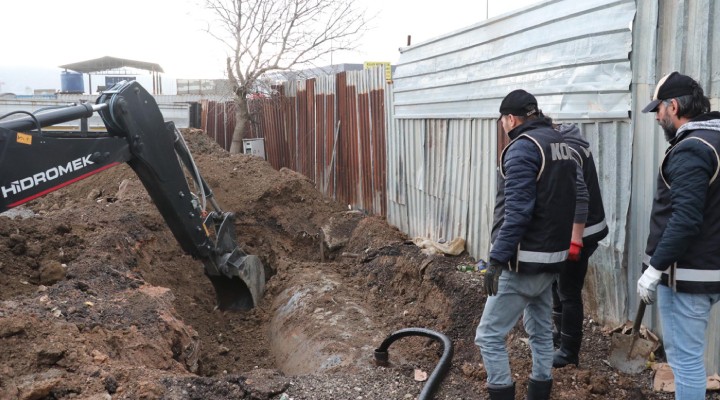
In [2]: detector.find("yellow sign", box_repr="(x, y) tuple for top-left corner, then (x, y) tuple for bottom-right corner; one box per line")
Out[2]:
(16, 132), (32, 145)
(363, 62), (392, 82)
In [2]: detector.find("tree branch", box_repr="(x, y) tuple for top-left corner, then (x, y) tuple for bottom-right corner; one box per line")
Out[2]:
(204, 0), (371, 153)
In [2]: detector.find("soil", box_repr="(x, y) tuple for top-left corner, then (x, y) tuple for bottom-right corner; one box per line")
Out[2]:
(0, 128), (716, 400)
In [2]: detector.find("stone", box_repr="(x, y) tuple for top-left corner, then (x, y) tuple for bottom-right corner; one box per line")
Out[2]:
(38, 260), (66, 285)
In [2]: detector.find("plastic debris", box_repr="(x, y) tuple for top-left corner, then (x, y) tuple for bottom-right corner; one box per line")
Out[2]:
(477, 259), (488, 273)
(414, 368), (428, 382)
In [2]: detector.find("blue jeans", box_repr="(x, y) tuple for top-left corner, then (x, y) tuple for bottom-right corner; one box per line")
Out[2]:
(658, 284), (720, 400)
(475, 270), (557, 387)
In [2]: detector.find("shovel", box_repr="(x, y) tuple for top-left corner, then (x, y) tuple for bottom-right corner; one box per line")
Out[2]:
(608, 301), (656, 374)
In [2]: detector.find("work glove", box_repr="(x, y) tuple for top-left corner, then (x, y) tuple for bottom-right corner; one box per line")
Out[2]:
(483, 259), (504, 296)
(568, 240), (583, 262)
(637, 266), (663, 304)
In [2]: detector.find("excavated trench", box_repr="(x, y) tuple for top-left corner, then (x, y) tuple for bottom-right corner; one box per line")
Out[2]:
(0, 131), (483, 399)
(130, 205), (465, 379)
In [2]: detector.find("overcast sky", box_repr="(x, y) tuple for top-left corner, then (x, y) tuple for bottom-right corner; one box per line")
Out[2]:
(0, 0), (540, 93)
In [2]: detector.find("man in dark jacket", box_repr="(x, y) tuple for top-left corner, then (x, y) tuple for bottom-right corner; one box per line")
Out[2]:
(552, 123), (608, 368)
(475, 90), (576, 400)
(640, 71), (720, 400)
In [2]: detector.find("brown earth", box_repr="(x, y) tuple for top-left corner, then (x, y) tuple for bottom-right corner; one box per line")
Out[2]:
(0, 129), (716, 399)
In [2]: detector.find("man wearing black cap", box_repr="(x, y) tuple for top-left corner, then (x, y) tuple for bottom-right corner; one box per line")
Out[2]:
(640, 72), (720, 400)
(475, 89), (577, 400)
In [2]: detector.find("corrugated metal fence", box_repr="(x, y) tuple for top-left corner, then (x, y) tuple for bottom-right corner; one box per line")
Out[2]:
(201, 100), (240, 151)
(390, 0), (635, 275)
(201, 68), (389, 216)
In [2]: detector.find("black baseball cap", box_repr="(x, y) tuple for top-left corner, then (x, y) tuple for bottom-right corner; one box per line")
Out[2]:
(499, 89), (538, 117)
(642, 71), (698, 113)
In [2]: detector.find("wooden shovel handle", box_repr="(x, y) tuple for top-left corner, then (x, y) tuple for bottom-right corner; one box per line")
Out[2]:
(627, 301), (648, 357)
(632, 302), (646, 335)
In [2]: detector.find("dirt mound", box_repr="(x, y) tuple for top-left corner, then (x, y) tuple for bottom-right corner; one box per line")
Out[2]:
(0, 129), (676, 399)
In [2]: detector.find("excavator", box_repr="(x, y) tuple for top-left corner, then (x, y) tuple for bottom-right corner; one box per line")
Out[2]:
(0, 80), (265, 311)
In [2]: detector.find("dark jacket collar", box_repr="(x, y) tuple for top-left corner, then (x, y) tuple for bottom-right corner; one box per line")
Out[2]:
(671, 111), (720, 145)
(507, 118), (553, 140)
(691, 111), (720, 123)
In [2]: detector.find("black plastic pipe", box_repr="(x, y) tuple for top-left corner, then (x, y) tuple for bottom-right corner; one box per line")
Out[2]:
(374, 327), (454, 400)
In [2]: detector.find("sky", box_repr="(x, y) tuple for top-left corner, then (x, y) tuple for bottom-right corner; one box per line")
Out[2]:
(0, 0), (541, 94)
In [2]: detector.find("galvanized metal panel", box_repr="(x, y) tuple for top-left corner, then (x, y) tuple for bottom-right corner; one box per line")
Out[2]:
(386, 91), (411, 232)
(404, 119), (426, 237)
(625, 0), (665, 348)
(393, 0), (635, 119)
(570, 120), (633, 327)
(386, 118), (493, 251)
(466, 119), (498, 259)
(390, 0), (637, 273)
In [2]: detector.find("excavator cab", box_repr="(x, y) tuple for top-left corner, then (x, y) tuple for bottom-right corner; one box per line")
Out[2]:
(0, 81), (264, 310)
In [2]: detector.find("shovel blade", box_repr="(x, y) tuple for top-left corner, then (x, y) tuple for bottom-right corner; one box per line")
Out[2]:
(608, 333), (655, 374)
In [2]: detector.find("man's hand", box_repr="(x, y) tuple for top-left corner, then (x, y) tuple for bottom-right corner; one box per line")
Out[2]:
(484, 259), (504, 296)
(568, 240), (583, 262)
(637, 266), (663, 304)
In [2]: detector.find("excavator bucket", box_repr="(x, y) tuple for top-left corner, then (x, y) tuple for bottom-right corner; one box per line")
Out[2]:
(208, 253), (265, 311)
(204, 213), (266, 311)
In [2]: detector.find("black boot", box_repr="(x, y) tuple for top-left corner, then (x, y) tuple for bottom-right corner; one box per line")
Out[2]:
(553, 333), (581, 368)
(552, 311), (562, 348)
(526, 378), (552, 400)
(487, 382), (515, 400)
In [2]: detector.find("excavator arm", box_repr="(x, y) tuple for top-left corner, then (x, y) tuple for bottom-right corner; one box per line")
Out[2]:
(0, 81), (264, 310)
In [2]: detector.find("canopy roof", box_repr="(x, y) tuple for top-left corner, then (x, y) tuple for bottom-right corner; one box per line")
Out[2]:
(59, 56), (164, 74)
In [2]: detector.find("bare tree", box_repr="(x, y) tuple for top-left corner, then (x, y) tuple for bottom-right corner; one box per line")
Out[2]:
(204, 0), (370, 153)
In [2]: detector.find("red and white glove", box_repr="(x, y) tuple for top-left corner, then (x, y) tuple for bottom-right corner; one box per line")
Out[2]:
(568, 241), (583, 262)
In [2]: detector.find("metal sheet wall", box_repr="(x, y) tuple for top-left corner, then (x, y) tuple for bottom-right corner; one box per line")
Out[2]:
(465, 119), (497, 259)
(388, 118), (495, 255)
(393, 0), (636, 119)
(572, 120), (633, 326)
(388, 0), (636, 276)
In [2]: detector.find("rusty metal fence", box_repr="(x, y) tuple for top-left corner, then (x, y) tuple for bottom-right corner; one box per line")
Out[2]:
(200, 67), (389, 217)
(201, 100), (236, 151)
